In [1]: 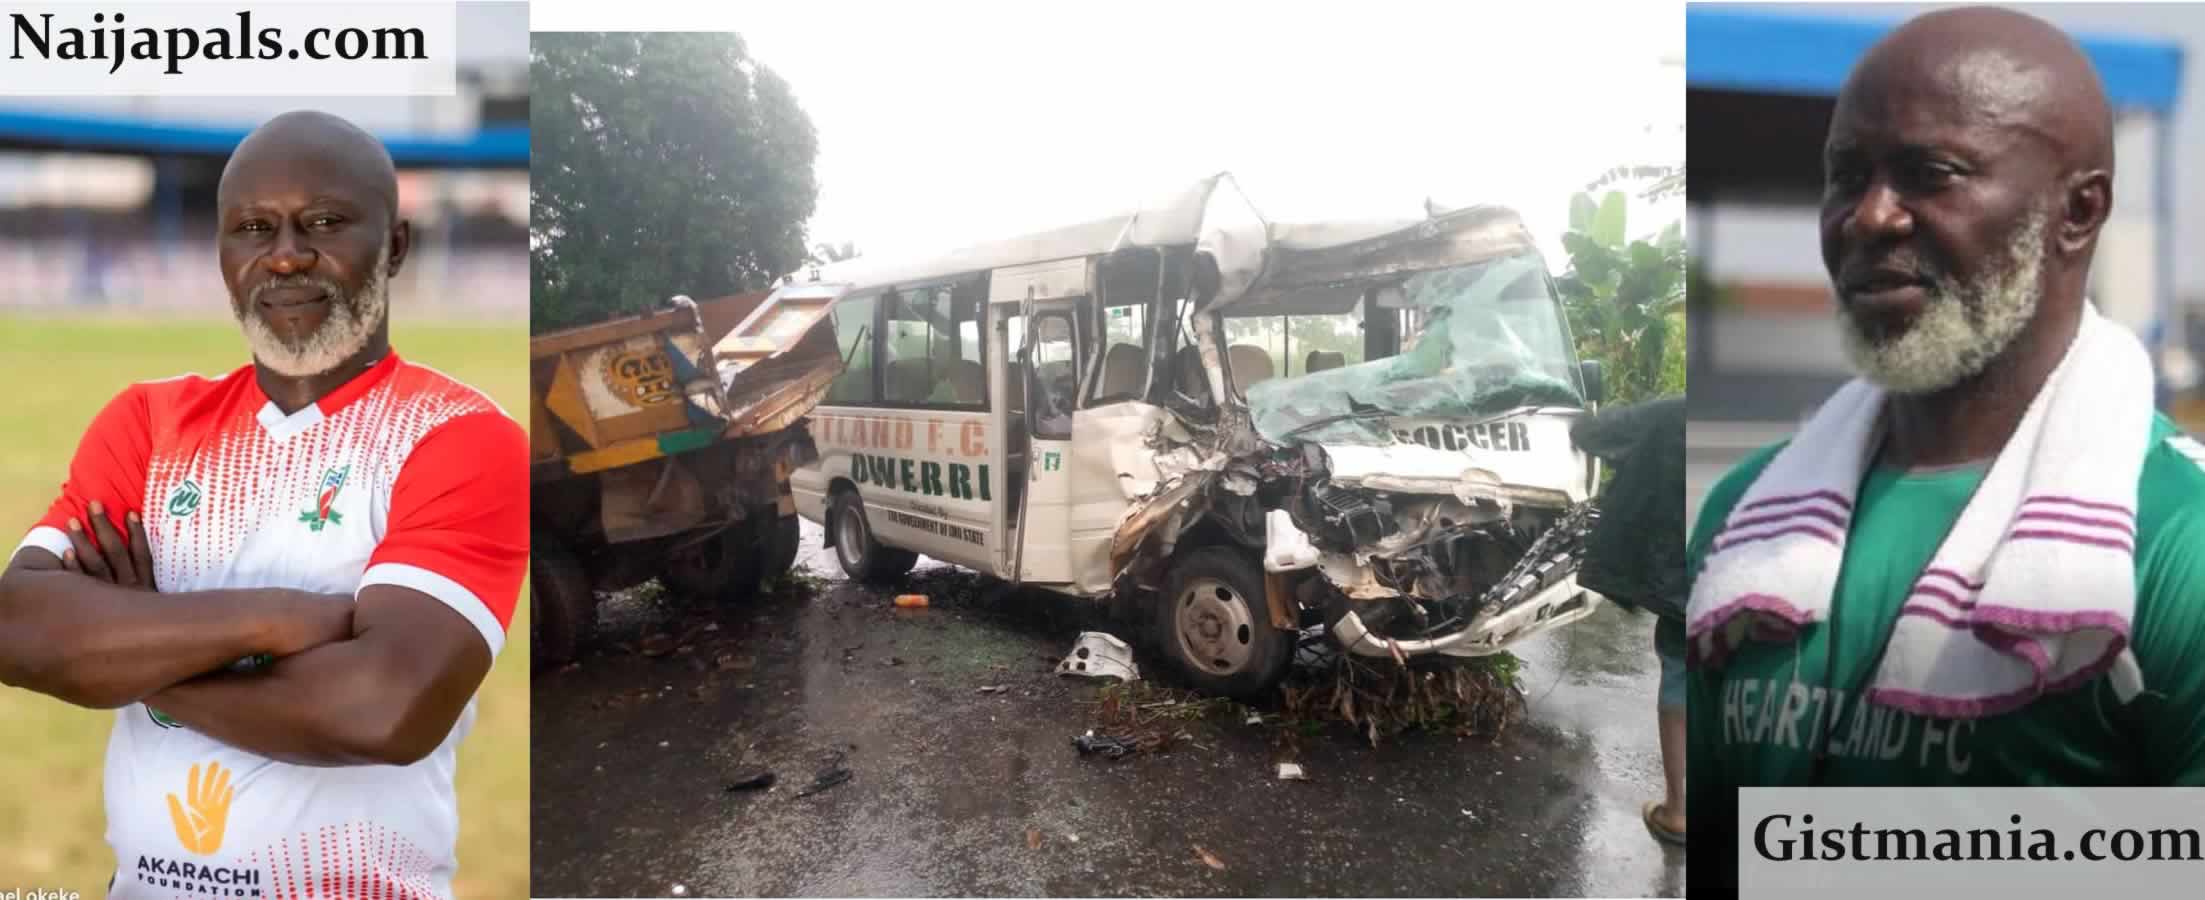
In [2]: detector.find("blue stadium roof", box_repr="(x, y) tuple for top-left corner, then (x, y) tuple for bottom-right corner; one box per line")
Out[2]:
(0, 107), (527, 168)
(1686, 6), (2185, 116)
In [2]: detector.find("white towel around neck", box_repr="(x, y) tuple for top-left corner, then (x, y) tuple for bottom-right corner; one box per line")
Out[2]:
(1686, 306), (2151, 719)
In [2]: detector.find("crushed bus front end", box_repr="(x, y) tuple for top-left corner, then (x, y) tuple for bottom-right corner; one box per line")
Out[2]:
(1110, 200), (1606, 663)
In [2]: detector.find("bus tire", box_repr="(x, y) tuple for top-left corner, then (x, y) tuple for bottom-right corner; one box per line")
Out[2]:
(1153, 546), (1292, 700)
(532, 533), (598, 668)
(829, 490), (918, 583)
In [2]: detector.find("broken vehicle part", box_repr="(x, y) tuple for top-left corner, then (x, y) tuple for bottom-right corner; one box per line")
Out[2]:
(1071, 730), (1140, 760)
(1262, 510), (1319, 573)
(1328, 502), (1600, 657)
(1057, 632), (1141, 681)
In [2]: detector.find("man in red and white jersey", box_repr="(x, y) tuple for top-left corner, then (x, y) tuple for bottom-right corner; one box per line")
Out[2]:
(0, 111), (526, 899)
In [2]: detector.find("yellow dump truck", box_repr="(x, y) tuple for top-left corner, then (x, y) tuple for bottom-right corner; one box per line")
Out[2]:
(529, 289), (843, 665)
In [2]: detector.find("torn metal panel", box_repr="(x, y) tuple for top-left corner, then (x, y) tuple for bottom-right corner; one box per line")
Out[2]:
(711, 289), (847, 438)
(1258, 205), (1540, 294)
(718, 326), (844, 439)
(1107, 473), (1212, 578)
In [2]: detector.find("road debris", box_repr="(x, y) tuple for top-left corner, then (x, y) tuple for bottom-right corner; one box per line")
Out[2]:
(882, 656), (904, 667)
(977, 685), (1009, 694)
(1278, 651), (1526, 748)
(1026, 828), (1042, 850)
(1194, 844), (1226, 871)
(1275, 762), (1308, 781)
(670, 884), (687, 897)
(1071, 730), (1141, 760)
(795, 748), (853, 797)
(1056, 632), (1139, 681)
(724, 769), (776, 792)
(894, 594), (929, 608)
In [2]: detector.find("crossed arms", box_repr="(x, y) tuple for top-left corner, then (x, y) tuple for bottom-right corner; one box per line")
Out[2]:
(0, 511), (492, 767)
(0, 391), (524, 768)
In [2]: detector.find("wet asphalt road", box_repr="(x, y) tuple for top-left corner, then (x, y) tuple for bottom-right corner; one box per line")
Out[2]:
(530, 523), (1685, 898)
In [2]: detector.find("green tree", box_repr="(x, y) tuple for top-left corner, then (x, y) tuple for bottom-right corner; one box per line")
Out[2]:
(531, 33), (820, 333)
(1556, 190), (1686, 406)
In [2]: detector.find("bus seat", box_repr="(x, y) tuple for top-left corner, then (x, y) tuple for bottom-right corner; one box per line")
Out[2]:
(946, 359), (986, 404)
(885, 358), (933, 403)
(1174, 345), (1208, 398)
(1227, 344), (1274, 394)
(1098, 342), (1146, 400)
(1306, 350), (1346, 373)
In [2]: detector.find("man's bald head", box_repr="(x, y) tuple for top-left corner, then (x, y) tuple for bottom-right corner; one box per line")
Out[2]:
(1819, 7), (2117, 396)
(218, 109), (399, 218)
(1841, 6), (2113, 176)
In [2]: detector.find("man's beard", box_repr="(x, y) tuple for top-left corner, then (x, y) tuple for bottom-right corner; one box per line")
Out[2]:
(1836, 206), (2049, 395)
(236, 244), (390, 378)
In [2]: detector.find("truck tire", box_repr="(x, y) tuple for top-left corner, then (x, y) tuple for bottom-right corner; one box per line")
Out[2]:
(762, 507), (802, 582)
(1153, 546), (1293, 700)
(663, 525), (763, 604)
(829, 490), (918, 583)
(532, 534), (598, 668)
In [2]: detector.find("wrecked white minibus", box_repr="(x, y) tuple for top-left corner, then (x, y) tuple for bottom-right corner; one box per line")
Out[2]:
(780, 174), (1607, 698)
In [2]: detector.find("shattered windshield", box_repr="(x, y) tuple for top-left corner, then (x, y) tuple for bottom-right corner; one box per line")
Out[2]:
(1247, 253), (1583, 446)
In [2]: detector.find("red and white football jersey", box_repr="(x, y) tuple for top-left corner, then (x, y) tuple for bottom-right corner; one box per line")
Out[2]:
(11, 352), (526, 900)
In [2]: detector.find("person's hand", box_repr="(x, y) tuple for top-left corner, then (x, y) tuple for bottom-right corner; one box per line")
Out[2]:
(263, 591), (357, 658)
(61, 502), (156, 592)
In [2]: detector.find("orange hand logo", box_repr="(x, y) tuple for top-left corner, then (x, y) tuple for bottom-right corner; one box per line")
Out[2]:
(166, 761), (234, 855)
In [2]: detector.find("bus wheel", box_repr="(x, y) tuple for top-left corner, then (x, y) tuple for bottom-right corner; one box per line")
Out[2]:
(532, 533), (599, 668)
(1153, 547), (1292, 700)
(664, 524), (763, 603)
(829, 490), (918, 583)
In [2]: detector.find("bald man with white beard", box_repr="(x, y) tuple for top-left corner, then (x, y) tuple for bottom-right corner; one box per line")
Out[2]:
(0, 110), (526, 899)
(1684, 7), (2205, 889)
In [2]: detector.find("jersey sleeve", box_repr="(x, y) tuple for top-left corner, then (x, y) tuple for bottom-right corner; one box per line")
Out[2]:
(14, 385), (154, 565)
(2130, 436), (2205, 784)
(360, 411), (528, 659)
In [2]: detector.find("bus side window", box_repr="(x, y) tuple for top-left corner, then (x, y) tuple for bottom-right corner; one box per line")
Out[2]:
(827, 293), (879, 403)
(1028, 313), (1076, 439)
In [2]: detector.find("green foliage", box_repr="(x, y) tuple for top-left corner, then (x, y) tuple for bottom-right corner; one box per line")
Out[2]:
(1558, 190), (1687, 406)
(531, 32), (821, 333)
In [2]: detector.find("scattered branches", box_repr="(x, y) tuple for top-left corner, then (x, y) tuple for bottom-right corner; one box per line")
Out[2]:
(1280, 652), (1526, 748)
